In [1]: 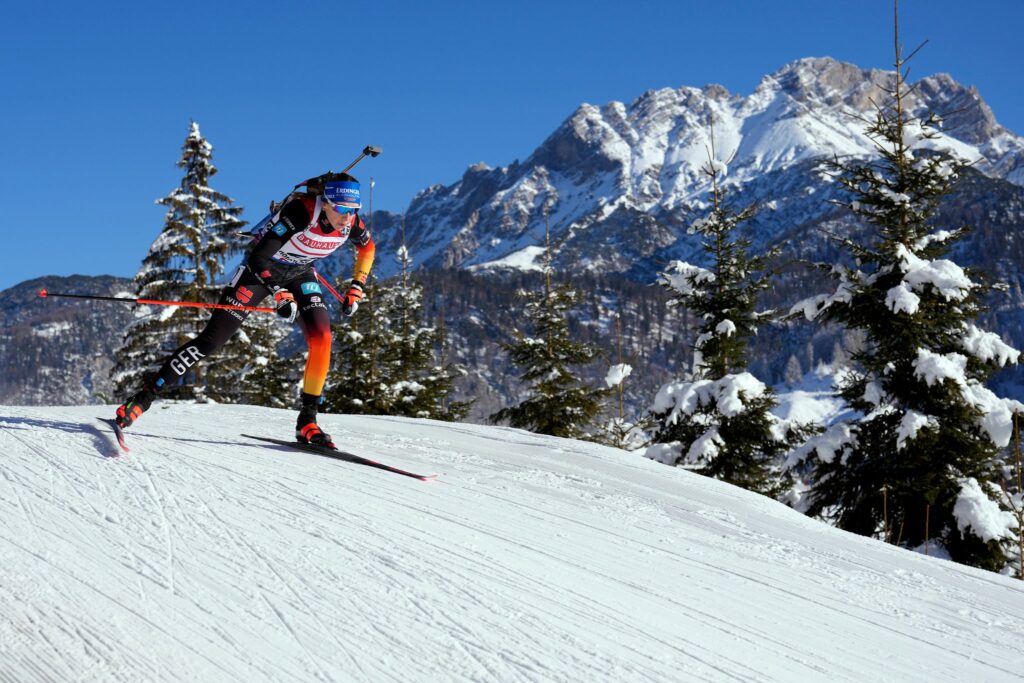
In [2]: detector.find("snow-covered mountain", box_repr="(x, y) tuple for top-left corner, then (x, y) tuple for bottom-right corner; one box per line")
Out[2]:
(372, 57), (1024, 279)
(2, 404), (1024, 681)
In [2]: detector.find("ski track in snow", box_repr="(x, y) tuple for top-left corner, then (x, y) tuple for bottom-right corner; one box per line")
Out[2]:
(1, 405), (1024, 682)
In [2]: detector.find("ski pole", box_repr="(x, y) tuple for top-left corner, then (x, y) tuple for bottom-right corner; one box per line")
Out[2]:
(341, 145), (382, 173)
(38, 288), (276, 314)
(313, 270), (346, 304)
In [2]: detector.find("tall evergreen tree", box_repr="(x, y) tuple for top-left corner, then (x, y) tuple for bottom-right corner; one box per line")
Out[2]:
(382, 245), (469, 420)
(645, 147), (809, 497)
(490, 214), (607, 438)
(112, 121), (246, 400)
(792, 24), (1021, 569)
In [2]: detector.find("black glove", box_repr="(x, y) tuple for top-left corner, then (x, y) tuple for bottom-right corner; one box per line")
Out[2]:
(274, 290), (298, 323)
(341, 281), (365, 317)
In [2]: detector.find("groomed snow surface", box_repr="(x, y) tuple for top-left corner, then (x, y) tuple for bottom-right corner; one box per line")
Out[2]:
(2, 405), (1023, 683)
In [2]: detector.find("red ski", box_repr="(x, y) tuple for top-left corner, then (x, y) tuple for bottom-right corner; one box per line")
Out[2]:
(241, 434), (438, 482)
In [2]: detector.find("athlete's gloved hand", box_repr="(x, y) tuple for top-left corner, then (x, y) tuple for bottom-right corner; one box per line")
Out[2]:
(341, 281), (365, 317)
(274, 290), (298, 323)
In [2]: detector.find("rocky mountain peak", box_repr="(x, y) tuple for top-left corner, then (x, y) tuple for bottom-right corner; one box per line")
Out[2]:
(700, 83), (732, 101)
(754, 57), (880, 112)
(914, 74), (1001, 145)
(376, 57), (1024, 279)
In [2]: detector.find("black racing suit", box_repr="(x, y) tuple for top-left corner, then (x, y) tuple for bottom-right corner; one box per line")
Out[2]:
(147, 196), (374, 399)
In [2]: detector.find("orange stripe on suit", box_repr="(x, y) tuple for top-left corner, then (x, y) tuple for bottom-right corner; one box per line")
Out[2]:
(353, 238), (375, 284)
(301, 322), (332, 396)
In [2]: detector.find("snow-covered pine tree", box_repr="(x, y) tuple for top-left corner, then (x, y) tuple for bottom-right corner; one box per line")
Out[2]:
(644, 146), (810, 498)
(112, 122), (246, 400)
(784, 355), (804, 388)
(376, 244), (468, 420)
(323, 278), (387, 414)
(791, 29), (1022, 569)
(593, 316), (649, 450)
(490, 212), (607, 439)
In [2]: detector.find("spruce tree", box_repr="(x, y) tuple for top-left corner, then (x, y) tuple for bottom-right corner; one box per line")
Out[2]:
(112, 121), (245, 400)
(323, 278), (388, 414)
(490, 214), (607, 438)
(792, 27), (1021, 569)
(645, 148), (808, 497)
(380, 245), (469, 420)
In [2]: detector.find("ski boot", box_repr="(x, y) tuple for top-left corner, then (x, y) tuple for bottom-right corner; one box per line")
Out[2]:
(297, 423), (334, 448)
(115, 383), (157, 429)
(296, 392), (334, 448)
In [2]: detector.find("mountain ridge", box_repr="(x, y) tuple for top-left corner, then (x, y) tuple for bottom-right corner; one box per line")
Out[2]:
(367, 56), (1023, 280)
(3, 57), (1022, 411)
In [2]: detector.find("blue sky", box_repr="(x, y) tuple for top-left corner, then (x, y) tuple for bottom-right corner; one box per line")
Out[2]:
(1, 0), (1021, 291)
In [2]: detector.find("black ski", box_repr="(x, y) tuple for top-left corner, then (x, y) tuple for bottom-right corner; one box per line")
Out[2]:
(97, 417), (129, 454)
(241, 434), (438, 481)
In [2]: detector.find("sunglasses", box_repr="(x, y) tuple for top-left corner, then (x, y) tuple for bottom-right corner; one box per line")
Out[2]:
(325, 201), (357, 215)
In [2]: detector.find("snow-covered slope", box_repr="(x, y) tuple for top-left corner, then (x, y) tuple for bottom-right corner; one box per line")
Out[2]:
(2, 405), (1023, 682)
(373, 57), (1024, 279)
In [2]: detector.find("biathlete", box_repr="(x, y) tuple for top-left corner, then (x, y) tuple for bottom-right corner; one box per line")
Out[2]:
(114, 172), (375, 448)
